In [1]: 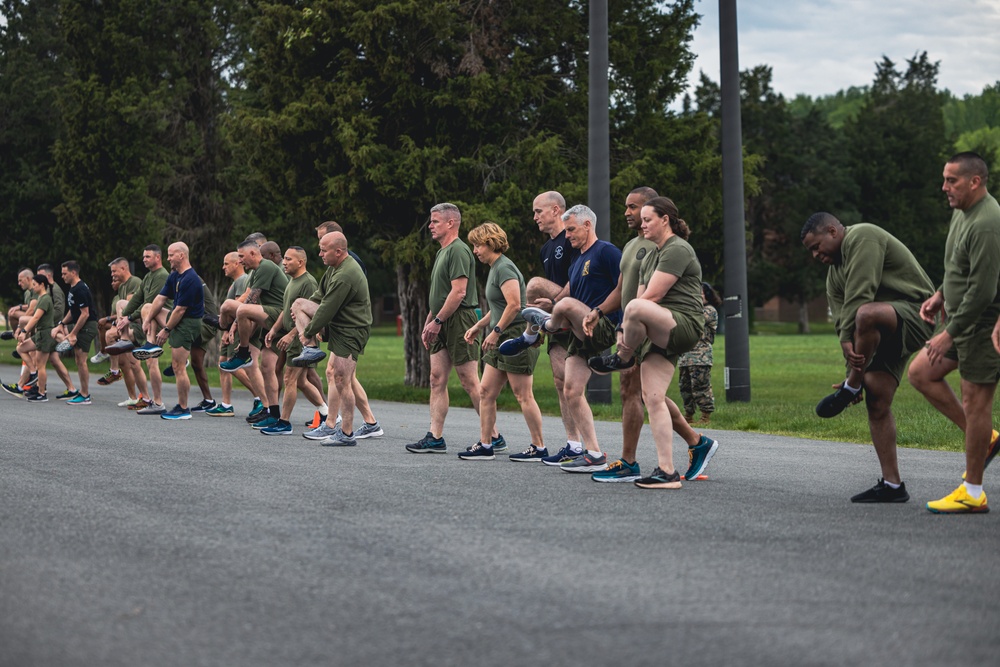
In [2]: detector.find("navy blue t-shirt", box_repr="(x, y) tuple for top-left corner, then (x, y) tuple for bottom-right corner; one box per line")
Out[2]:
(540, 230), (579, 286)
(66, 280), (97, 323)
(568, 240), (623, 324)
(159, 268), (205, 319)
(348, 250), (367, 276)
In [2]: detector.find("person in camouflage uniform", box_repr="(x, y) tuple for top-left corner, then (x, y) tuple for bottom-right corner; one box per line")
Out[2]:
(678, 283), (721, 425)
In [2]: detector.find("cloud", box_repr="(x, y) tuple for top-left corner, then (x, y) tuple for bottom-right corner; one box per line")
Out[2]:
(686, 0), (1000, 100)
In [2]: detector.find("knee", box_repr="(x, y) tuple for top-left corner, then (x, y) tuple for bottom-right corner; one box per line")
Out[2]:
(854, 305), (877, 333)
(429, 369), (448, 389)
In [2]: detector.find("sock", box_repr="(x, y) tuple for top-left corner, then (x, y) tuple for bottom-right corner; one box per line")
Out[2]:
(568, 440), (583, 453)
(366, 420), (377, 426)
(238, 346), (250, 358)
(523, 331), (539, 344)
(481, 441), (493, 450)
(278, 419), (290, 427)
(319, 402), (329, 414)
(269, 405), (280, 418)
(884, 480), (901, 489)
(222, 402), (232, 409)
(964, 482), (984, 499)
(842, 381), (861, 393)
(587, 449), (602, 458)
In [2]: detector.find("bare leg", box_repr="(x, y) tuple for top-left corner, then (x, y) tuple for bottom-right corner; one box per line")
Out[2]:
(642, 354), (680, 474)
(191, 346), (213, 401)
(864, 370), (902, 484)
(620, 364), (644, 462)
(907, 350), (964, 431)
(563, 355), (601, 453)
(508, 372), (545, 447)
(961, 380), (998, 486)
(172, 348), (192, 409)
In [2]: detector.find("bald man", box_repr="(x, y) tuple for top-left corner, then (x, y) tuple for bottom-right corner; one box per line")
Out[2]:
(291, 231), (375, 447)
(144, 242), (205, 420)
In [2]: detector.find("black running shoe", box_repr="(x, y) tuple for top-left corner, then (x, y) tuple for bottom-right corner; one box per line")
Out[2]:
(815, 385), (862, 418)
(587, 352), (635, 375)
(851, 479), (909, 503)
(0, 331), (14, 340)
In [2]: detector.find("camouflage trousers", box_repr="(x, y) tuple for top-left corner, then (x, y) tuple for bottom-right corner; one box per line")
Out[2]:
(679, 364), (714, 416)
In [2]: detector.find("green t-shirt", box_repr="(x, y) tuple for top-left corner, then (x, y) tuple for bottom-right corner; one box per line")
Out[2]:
(942, 193), (1000, 338)
(304, 256), (372, 337)
(117, 275), (143, 303)
(22, 288), (32, 306)
(34, 292), (55, 333)
(827, 223), (935, 343)
(50, 283), (66, 322)
(429, 239), (477, 313)
(639, 235), (703, 322)
(122, 267), (170, 318)
(485, 255), (526, 330)
(248, 259), (289, 309)
(281, 272), (319, 330)
(620, 236), (657, 308)
(226, 273), (250, 300)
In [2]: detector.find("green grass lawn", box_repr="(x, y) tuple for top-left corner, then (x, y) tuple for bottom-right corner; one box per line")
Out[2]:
(3, 323), (993, 452)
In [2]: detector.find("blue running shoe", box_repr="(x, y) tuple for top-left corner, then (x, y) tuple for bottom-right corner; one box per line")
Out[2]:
(161, 404), (192, 420)
(490, 433), (508, 453)
(220, 354), (253, 373)
(509, 444), (548, 462)
(458, 443), (495, 460)
(542, 443), (583, 467)
(683, 435), (719, 480)
(246, 398), (265, 421)
(67, 393), (92, 406)
(499, 334), (535, 356)
(261, 420), (293, 436)
(290, 345), (327, 367)
(132, 343), (163, 360)
(252, 416), (280, 430)
(591, 458), (641, 482)
(405, 432), (446, 454)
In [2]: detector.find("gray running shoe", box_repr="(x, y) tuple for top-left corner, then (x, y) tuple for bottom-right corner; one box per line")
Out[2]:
(303, 422), (340, 441)
(320, 429), (357, 447)
(136, 402), (166, 415)
(291, 345), (327, 367)
(355, 421), (384, 439)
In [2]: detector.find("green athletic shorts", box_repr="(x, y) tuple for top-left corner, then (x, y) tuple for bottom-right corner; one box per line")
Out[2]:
(168, 316), (202, 351)
(32, 328), (57, 354)
(955, 321), (1000, 384)
(483, 322), (540, 375)
(863, 301), (933, 384)
(74, 321), (99, 353)
(326, 325), (370, 362)
(547, 330), (574, 356)
(642, 311), (702, 367)
(251, 305), (282, 349)
(130, 320), (146, 346)
(566, 316), (617, 359)
(429, 308), (480, 366)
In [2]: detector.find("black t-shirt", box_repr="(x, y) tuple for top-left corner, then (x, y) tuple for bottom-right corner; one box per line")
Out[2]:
(540, 230), (579, 286)
(66, 280), (97, 323)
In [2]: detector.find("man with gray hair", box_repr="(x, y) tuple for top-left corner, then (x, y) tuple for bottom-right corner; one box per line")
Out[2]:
(405, 202), (497, 454)
(501, 204), (622, 471)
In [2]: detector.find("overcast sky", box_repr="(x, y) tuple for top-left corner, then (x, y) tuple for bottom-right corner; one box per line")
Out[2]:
(686, 0), (1000, 100)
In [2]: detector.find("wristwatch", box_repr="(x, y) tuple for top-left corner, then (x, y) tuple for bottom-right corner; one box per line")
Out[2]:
(164, 327), (172, 334)
(433, 316), (444, 325)
(493, 325), (502, 334)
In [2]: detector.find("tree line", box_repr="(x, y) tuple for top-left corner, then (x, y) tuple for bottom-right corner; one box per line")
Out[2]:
(2, 0), (997, 382)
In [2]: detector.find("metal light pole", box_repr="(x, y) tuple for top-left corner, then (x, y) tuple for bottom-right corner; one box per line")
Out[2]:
(719, 0), (751, 401)
(587, 0), (612, 404)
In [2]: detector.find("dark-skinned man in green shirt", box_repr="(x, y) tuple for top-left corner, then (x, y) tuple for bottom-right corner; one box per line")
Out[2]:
(802, 213), (934, 503)
(909, 152), (1000, 514)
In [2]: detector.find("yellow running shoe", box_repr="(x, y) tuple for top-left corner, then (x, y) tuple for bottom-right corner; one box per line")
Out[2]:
(962, 429), (999, 481)
(926, 485), (989, 514)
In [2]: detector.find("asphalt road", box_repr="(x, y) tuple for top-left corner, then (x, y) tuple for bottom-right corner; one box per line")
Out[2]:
(1, 379), (997, 667)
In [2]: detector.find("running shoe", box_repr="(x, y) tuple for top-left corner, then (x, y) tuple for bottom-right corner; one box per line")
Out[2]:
(136, 402), (166, 415)
(541, 443), (583, 467)
(405, 432), (447, 454)
(248, 410), (272, 425)
(11, 350), (20, 359)
(560, 452), (608, 473)
(67, 394), (92, 405)
(587, 352), (635, 375)
(55, 389), (80, 401)
(1, 382), (24, 397)
(55, 340), (73, 354)
(260, 420), (293, 436)
(205, 403), (234, 417)
(128, 398), (152, 411)
(106, 340), (135, 355)
(926, 485), (989, 514)
(97, 370), (122, 386)
(303, 422), (340, 441)
(458, 443), (495, 460)
(591, 458), (641, 482)
(815, 385), (862, 418)
(23, 373), (38, 388)
(90, 351), (110, 364)
(0, 331), (14, 340)
(320, 430), (357, 447)
(251, 416), (280, 430)
(290, 345), (327, 367)
(635, 467), (683, 490)
(245, 399), (265, 421)
(520, 306), (553, 330)
(220, 353), (253, 373)
(683, 435), (719, 480)
(132, 343), (163, 360)
(491, 434), (508, 453)
(161, 404), (192, 420)
(163, 359), (191, 378)
(851, 479), (909, 503)
(190, 398), (216, 413)
(355, 421), (384, 439)
(118, 396), (141, 407)
(26, 392), (48, 402)
(498, 334), (536, 356)
(509, 444), (548, 462)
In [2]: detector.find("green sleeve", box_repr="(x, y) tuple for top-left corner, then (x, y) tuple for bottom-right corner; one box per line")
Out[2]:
(121, 286), (144, 319)
(836, 233), (887, 343)
(946, 227), (1000, 337)
(304, 277), (355, 338)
